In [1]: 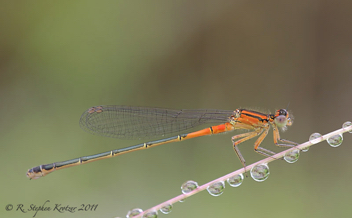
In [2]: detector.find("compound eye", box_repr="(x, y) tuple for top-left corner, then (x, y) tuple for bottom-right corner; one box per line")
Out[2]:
(275, 115), (288, 128)
(277, 109), (287, 116)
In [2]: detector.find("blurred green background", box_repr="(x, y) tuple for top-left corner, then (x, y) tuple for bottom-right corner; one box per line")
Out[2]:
(1, 1), (352, 218)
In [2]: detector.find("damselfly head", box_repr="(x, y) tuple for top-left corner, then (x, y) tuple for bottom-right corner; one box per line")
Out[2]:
(274, 109), (293, 131)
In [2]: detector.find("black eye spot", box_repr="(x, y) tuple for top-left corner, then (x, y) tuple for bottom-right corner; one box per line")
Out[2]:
(278, 109), (287, 116)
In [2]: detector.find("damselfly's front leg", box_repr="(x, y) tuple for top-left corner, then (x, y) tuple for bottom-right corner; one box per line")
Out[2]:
(272, 126), (299, 148)
(253, 125), (277, 157)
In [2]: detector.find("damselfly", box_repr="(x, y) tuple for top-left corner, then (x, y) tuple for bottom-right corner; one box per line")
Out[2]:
(27, 105), (297, 179)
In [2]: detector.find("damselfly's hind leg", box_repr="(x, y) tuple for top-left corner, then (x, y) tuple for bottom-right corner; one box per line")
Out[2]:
(232, 129), (263, 173)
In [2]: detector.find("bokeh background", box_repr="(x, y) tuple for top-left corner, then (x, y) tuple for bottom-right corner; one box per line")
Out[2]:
(1, 1), (352, 218)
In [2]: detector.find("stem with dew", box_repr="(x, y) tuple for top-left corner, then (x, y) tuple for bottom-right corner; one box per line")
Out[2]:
(131, 124), (352, 218)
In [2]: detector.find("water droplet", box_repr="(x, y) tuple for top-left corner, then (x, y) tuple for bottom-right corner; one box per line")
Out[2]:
(181, 180), (198, 194)
(301, 146), (309, 152)
(309, 133), (322, 144)
(284, 149), (300, 163)
(207, 181), (225, 196)
(160, 203), (172, 214)
(143, 210), (158, 218)
(179, 199), (185, 203)
(343, 121), (352, 133)
(250, 163), (270, 182)
(227, 174), (244, 187)
(327, 134), (343, 147)
(126, 208), (143, 218)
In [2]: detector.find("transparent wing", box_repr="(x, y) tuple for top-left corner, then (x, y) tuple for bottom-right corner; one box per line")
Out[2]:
(79, 105), (234, 139)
